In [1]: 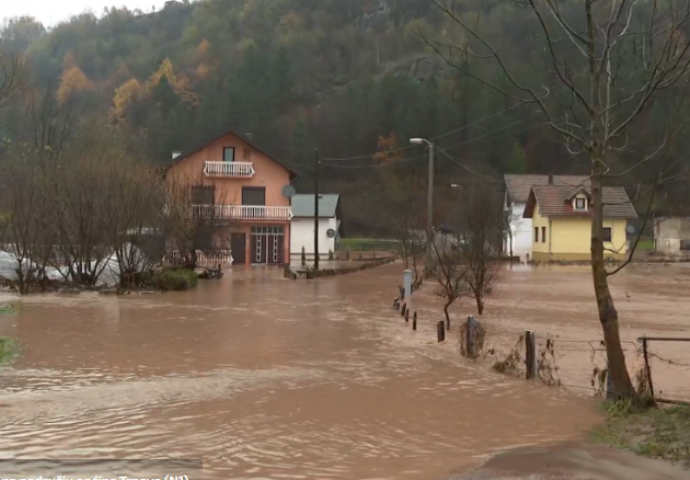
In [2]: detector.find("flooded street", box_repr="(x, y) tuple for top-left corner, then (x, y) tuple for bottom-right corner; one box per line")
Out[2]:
(2, 262), (682, 479)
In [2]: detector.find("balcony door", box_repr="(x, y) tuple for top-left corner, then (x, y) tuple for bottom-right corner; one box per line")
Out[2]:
(223, 147), (235, 162)
(242, 187), (266, 206)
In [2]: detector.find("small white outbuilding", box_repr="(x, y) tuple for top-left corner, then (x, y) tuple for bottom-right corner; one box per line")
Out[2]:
(290, 194), (341, 262)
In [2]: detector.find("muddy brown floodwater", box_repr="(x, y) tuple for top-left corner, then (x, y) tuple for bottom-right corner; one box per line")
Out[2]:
(0, 264), (610, 479)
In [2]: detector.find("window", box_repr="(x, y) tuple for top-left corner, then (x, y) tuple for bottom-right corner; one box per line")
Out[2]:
(223, 147), (235, 162)
(603, 227), (612, 242)
(534, 227), (539, 242)
(542, 227), (546, 243)
(242, 187), (266, 206)
(575, 198), (586, 210)
(191, 185), (214, 205)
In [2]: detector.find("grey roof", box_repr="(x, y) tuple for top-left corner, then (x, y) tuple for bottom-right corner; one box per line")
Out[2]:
(291, 194), (340, 218)
(505, 174), (590, 203)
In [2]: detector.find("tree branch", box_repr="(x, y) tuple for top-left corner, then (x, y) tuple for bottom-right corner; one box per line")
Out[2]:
(606, 172), (660, 276)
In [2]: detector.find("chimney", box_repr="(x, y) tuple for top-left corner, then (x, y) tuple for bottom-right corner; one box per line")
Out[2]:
(172, 151), (182, 160)
(548, 172), (554, 185)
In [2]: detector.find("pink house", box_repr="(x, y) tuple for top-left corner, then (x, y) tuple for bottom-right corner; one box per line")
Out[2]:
(166, 129), (298, 266)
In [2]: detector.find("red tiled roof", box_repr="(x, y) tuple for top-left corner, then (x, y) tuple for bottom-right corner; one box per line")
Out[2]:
(505, 174), (590, 203)
(523, 185), (638, 219)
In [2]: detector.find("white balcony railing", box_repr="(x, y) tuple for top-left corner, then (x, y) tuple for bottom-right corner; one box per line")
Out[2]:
(204, 161), (255, 178)
(193, 205), (293, 221)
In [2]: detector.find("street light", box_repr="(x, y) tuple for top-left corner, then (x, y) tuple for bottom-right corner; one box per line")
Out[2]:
(410, 137), (435, 252)
(450, 184), (461, 189)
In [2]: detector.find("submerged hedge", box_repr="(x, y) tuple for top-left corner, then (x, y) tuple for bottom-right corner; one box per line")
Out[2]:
(156, 268), (199, 291)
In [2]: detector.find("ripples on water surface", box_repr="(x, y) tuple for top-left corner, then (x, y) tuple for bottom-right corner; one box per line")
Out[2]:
(0, 265), (608, 479)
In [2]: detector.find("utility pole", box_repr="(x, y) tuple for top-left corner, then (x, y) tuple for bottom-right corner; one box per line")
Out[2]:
(314, 148), (320, 271)
(426, 141), (435, 250)
(410, 138), (435, 258)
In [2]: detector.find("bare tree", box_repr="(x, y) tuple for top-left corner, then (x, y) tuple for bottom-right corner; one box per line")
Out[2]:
(427, 0), (690, 398)
(389, 203), (426, 288)
(0, 77), (74, 293)
(163, 177), (198, 267)
(99, 140), (167, 289)
(45, 127), (123, 286)
(0, 150), (50, 293)
(163, 172), (236, 269)
(0, 47), (25, 116)
(22, 81), (74, 157)
(455, 185), (504, 315)
(431, 233), (471, 327)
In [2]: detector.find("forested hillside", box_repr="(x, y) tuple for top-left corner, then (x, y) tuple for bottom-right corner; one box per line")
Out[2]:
(1, 0), (688, 232)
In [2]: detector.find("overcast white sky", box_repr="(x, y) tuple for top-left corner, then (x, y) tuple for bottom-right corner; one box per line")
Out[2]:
(2, 0), (170, 26)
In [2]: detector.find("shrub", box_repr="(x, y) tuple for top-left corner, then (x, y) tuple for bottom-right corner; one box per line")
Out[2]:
(0, 337), (19, 364)
(157, 268), (198, 291)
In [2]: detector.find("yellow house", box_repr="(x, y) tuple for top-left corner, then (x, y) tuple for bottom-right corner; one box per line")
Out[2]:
(523, 184), (637, 262)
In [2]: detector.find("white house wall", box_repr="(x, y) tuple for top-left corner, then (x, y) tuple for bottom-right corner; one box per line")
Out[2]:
(506, 202), (532, 262)
(290, 217), (338, 258)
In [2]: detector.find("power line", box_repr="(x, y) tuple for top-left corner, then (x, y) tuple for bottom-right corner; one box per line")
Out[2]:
(430, 102), (529, 142)
(321, 102), (537, 162)
(435, 146), (504, 184)
(439, 113), (547, 154)
(320, 115), (549, 171)
(320, 154), (426, 169)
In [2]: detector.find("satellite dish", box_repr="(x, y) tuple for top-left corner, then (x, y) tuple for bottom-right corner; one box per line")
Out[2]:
(282, 184), (296, 198)
(626, 224), (636, 235)
(327, 229), (336, 239)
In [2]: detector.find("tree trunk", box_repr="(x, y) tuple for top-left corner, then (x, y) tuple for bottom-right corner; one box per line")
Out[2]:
(475, 295), (484, 316)
(590, 171), (635, 399)
(444, 299), (453, 326)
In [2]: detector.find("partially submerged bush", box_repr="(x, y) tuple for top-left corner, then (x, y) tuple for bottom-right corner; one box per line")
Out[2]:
(0, 302), (19, 315)
(0, 337), (19, 364)
(156, 268), (198, 291)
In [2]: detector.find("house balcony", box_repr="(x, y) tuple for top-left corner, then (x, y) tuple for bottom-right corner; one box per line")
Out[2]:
(193, 205), (293, 222)
(204, 161), (255, 178)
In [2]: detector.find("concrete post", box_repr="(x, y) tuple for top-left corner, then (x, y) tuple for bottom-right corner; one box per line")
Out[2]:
(403, 269), (412, 300)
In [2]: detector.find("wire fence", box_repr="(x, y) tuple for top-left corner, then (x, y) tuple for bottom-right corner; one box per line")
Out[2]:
(483, 331), (690, 403)
(640, 336), (690, 405)
(389, 286), (690, 403)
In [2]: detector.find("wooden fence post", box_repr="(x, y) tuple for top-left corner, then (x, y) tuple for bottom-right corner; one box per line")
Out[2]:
(525, 331), (537, 379)
(437, 321), (445, 342)
(405, 309), (410, 323)
(401, 303), (407, 317)
(413, 312), (417, 331)
(465, 316), (474, 357)
(642, 336), (655, 399)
